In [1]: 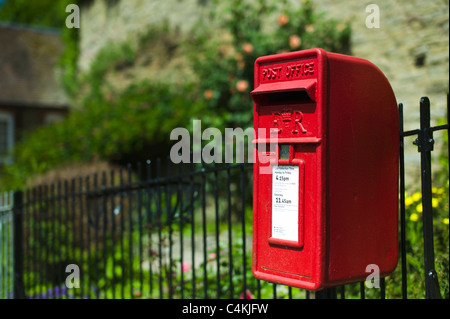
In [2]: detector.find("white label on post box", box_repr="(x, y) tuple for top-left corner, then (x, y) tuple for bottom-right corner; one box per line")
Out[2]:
(272, 165), (299, 242)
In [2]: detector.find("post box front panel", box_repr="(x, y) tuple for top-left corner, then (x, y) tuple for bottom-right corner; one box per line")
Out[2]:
(252, 49), (327, 289)
(252, 55), (320, 142)
(254, 144), (321, 283)
(256, 101), (319, 141)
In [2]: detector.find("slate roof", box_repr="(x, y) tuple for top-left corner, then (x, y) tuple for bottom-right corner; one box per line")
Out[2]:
(0, 23), (69, 108)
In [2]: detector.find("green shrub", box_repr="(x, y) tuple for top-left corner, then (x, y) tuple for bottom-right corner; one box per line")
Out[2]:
(0, 82), (205, 190)
(1, 0), (351, 190)
(186, 0), (351, 129)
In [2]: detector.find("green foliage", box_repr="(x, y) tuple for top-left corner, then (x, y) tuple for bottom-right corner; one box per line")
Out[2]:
(20, 156), (449, 299)
(0, 0), (72, 28)
(186, 0), (351, 129)
(381, 123), (449, 299)
(1, 0), (351, 190)
(382, 184), (449, 299)
(2, 0), (448, 300)
(60, 26), (80, 97)
(1, 81), (204, 190)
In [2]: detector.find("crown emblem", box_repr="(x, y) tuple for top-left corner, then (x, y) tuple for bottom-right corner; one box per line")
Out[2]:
(273, 110), (307, 134)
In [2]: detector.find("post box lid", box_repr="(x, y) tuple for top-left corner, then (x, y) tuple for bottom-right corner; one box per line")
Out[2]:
(250, 79), (316, 101)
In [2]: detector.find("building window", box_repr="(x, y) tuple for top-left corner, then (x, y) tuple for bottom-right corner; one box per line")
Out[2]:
(0, 111), (14, 165)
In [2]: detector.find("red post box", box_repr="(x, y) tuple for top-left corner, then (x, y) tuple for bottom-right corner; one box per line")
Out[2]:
(251, 48), (398, 290)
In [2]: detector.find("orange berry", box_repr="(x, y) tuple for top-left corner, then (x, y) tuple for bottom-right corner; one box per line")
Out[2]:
(236, 80), (249, 92)
(289, 35), (301, 49)
(277, 14), (289, 26)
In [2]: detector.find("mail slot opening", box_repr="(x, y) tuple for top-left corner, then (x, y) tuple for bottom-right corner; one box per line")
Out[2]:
(251, 90), (314, 106)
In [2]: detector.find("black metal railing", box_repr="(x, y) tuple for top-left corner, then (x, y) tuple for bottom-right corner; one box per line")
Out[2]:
(1, 95), (449, 299)
(399, 96), (448, 299)
(0, 191), (14, 299)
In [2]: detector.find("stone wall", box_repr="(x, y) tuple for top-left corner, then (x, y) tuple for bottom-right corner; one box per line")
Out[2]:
(317, 0), (449, 127)
(79, 0), (448, 118)
(315, 0), (449, 182)
(78, 0), (209, 72)
(78, 0), (449, 182)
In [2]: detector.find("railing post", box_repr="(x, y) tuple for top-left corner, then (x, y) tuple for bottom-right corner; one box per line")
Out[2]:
(13, 190), (25, 299)
(414, 97), (442, 299)
(398, 103), (408, 299)
(315, 287), (337, 299)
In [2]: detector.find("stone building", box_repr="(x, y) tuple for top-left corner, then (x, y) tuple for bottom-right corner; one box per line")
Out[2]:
(0, 23), (69, 165)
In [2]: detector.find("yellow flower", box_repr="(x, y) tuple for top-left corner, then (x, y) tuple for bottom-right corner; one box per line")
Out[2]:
(432, 198), (439, 208)
(443, 218), (449, 225)
(405, 196), (414, 207)
(410, 213), (419, 222)
(411, 192), (422, 202)
(432, 187), (444, 195)
(416, 203), (423, 213)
